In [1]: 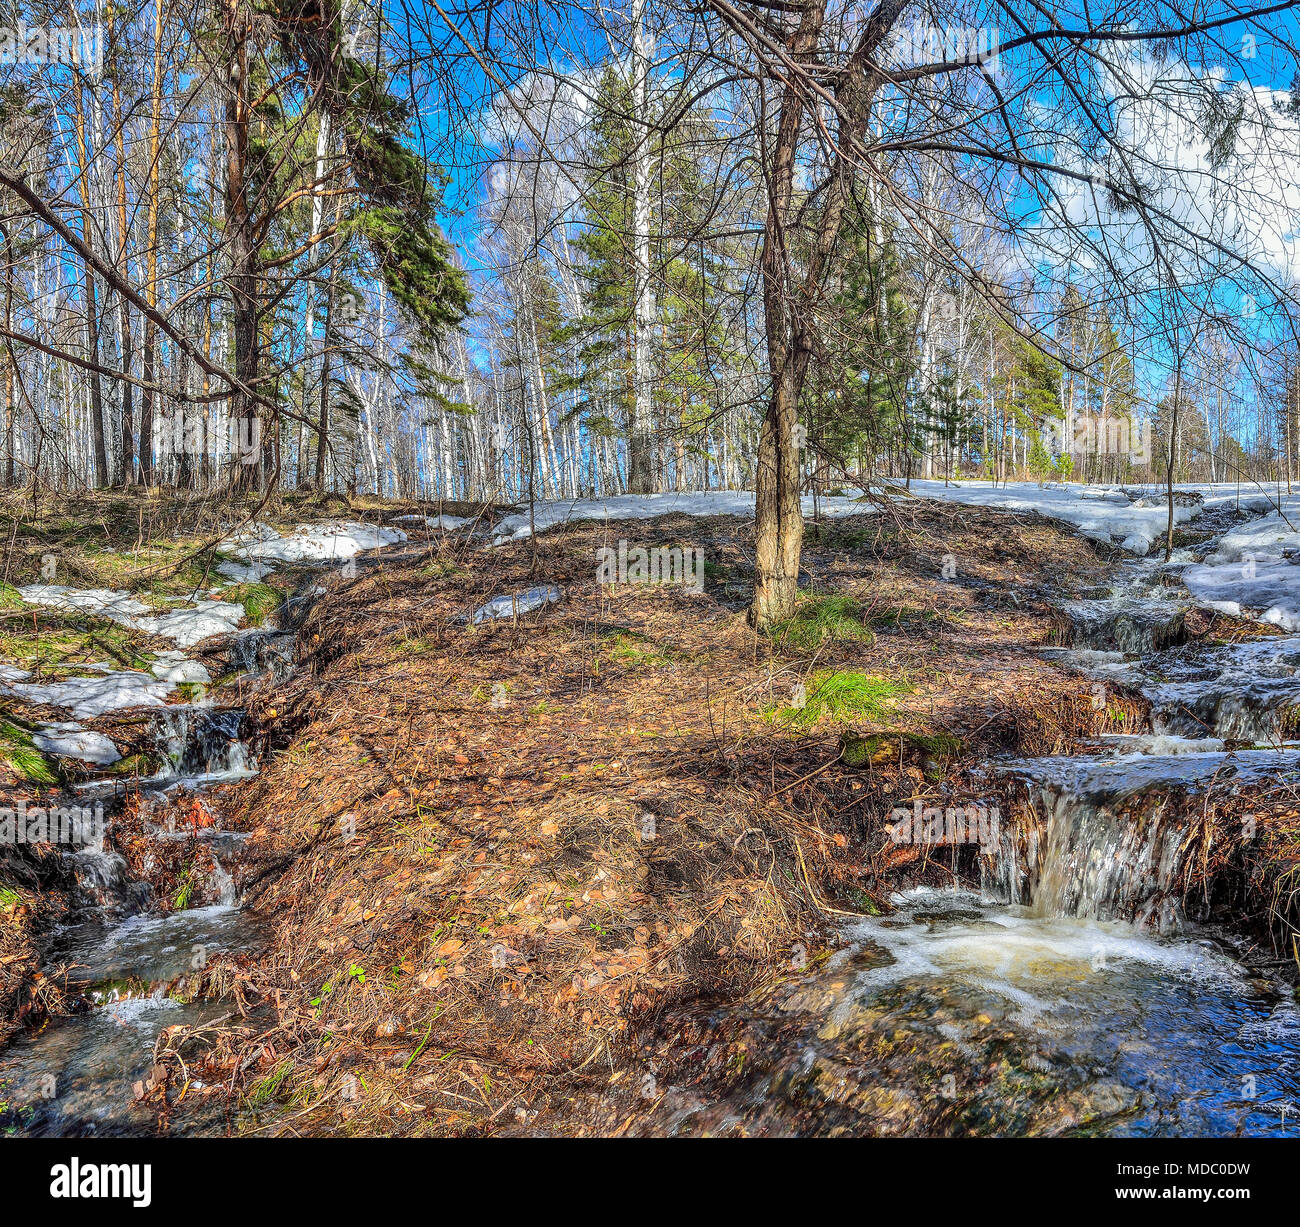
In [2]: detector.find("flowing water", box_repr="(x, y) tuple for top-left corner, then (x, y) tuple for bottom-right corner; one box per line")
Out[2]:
(1, 659), (273, 1136)
(588, 496), (1300, 1137)
(7, 505), (1300, 1137)
(619, 887), (1300, 1137)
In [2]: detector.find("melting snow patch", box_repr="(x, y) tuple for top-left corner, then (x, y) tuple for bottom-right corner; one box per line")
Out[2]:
(7, 671), (173, 718)
(901, 481), (1200, 555)
(16, 585), (152, 625)
(489, 491), (872, 544)
(1205, 511), (1300, 564)
(393, 513), (468, 530)
(472, 585), (563, 624)
(15, 583), (248, 647)
(149, 652), (211, 684)
(0, 664), (30, 682)
(215, 558), (274, 583)
(32, 722), (120, 765)
(1181, 558), (1300, 632)
(135, 601), (245, 648)
(228, 520), (406, 562)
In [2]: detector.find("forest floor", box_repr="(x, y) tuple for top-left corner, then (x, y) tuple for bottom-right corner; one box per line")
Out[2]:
(207, 500), (1156, 1135)
(4, 489), (1298, 1136)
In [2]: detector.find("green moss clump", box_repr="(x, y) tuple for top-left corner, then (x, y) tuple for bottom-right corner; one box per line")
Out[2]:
(840, 729), (963, 768)
(225, 582), (283, 626)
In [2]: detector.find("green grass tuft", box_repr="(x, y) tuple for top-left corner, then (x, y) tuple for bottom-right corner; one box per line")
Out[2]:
(770, 670), (908, 728)
(0, 717), (60, 785)
(771, 594), (874, 652)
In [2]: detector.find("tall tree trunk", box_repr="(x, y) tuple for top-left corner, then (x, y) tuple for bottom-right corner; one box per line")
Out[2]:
(2, 225), (13, 488)
(627, 0), (654, 494)
(223, 0), (262, 490)
(70, 86), (109, 488)
(751, 0), (903, 627)
(109, 10), (136, 485)
(139, 0), (167, 485)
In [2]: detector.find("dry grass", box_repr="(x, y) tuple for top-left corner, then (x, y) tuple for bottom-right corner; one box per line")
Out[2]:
(187, 502), (1145, 1135)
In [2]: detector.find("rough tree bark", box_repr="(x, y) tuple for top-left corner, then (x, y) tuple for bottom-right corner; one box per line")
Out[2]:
(745, 0), (908, 629)
(223, 0), (263, 491)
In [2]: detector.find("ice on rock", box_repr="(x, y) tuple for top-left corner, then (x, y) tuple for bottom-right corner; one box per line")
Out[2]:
(472, 584), (563, 623)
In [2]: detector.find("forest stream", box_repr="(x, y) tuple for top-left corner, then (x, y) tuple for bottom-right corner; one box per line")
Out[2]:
(3, 500), (1300, 1138)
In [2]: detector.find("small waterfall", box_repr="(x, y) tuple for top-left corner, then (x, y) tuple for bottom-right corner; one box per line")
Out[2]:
(983, 792), (1191, 934)
(1063, 563), (1189, 656)
(151, 707), (256, 780)
(227, 628), (296, 679)
(210, 855), (236, 906)
(987, 752), (1211, 933)
(1030, 791), (1189, 931)
(66, 846), (140, 911)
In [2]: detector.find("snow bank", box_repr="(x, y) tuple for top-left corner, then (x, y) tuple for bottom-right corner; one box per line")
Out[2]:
(7, 671), (173, 718)
(482, 482), (1230, 554)
(490, 490), (874, 544)
(901, 480), (1201, 555)
(33, 722), (121, 766)
(228, 520), (406, 563)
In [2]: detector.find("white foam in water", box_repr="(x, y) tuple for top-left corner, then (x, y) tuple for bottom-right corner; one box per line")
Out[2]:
(101, 990), (182, 1028)
(845, 888), (1246, 1002)
(1091, 734), (1227, 755)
